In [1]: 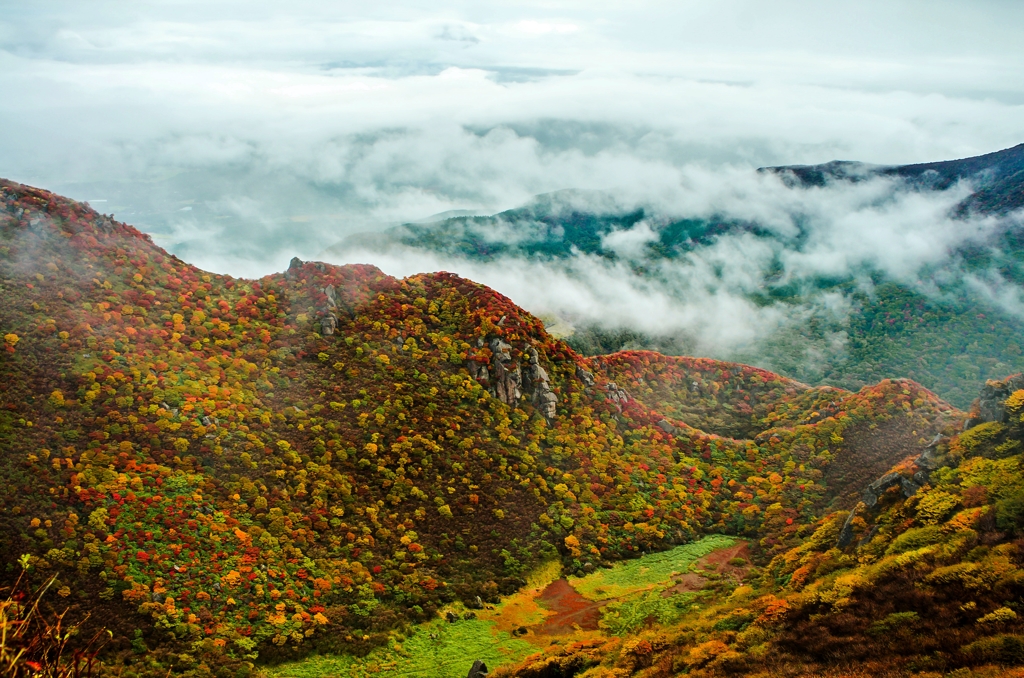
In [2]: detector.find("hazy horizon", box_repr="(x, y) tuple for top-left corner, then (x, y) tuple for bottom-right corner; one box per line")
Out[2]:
(2, 1), (1023, 277)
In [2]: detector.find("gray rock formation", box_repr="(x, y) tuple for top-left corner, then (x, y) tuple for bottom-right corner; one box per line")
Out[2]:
(914, 433), (945, 470)
(575, 365), (595, 387)
(524, 346), (558, 421)
(467, 660), (488, 678)
(838, 472), (922, 547)
(467, 359), (489, 383)
(323, 284), (337, 308)
(605, 381), (631, 412)
(657, 419), (678, 435)
(538, 390), (558, 421)
(320, 313), (338, 336)
(489, 337), (522, 405)
(965, 374), (1024, 430)
(862, 472), (921, 508)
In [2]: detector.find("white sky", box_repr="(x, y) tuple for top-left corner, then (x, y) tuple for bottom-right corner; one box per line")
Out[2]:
(1, 0), (1023, 277)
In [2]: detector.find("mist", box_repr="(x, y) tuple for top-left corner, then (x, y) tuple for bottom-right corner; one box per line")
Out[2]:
(2, 2), (1024, 272)
(2, 1), (1024, 373)
(323, 167), (1020, 370)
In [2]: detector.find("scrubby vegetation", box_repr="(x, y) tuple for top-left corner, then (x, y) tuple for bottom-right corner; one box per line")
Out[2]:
(491, 373), (1024, 677)
(4, 176), (1024, 676)
(337, 174), (1024, 410)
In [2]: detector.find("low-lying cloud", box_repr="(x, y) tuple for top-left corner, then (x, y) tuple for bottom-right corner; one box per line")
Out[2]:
(2, 2), (1024, 274)
(1, 1), (1023, 370)
(324, 169), (1021, 373)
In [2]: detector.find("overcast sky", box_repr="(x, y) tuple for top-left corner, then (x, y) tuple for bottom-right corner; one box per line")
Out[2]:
(2, 0), (1023, 276)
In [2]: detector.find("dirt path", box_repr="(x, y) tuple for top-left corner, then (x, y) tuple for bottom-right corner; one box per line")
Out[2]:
(661, 541), (751, 597)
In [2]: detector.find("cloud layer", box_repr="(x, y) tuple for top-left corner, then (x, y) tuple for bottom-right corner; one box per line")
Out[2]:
(326, 169), (1018, 362)
(2, 1), (1024, 274)
(2, 1), (1024, 371)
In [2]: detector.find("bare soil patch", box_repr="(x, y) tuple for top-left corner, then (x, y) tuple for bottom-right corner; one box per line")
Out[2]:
(535, 579), (604, 634)
(700, 541), (751, 579)
(660, 573), (707, 597)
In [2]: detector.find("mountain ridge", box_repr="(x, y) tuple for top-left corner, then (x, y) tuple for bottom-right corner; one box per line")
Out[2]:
(0, 176), (983, 676)
(765, 142), (1024, 214)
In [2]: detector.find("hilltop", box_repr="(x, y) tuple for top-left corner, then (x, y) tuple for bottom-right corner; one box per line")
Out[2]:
(4, 178), (1024, 677)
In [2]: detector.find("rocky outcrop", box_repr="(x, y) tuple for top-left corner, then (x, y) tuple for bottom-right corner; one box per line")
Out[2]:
(524, 347), (558, 421)
(575, 365), (595, 387)
(317, 283), (341, 335)
(466, 338), (562, 421)
(838, 472), (923, 547)
(605, 382), (631, 412)
(657, 419), (678, 435)
(861, 472), (921, 508)
(467, 660), (489, 678)
(319, 313), (338, 336)
(489, 337), (522, 406)
(965, 374), (1024, 429)
(914, 433), (946, 470)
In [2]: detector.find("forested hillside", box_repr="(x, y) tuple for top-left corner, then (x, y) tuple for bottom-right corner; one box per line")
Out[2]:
(3, 177), (1023, 678)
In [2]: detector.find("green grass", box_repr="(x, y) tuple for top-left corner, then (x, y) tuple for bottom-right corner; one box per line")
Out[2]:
(266, 617), (535, 678)
(600, 589), (702, 635)
(267, 538), (738, 676)
(569, 534), (736, 601)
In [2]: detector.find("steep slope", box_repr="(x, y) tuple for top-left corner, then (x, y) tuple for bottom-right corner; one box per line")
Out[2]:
(494, 375), (1024, 678)
(0, 178), (957, 676)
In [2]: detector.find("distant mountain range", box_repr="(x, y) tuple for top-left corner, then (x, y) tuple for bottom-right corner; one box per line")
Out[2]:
(770, 142), (1024, 215)
(328, 144), (1024, 409)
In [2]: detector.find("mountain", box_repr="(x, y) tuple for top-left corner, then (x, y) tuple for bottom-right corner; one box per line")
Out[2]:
(769, 142), (1024, 216)
(492, 372), (1024, 678)
(326, 144), (1024, 410)
(4, 178), (1024, 677)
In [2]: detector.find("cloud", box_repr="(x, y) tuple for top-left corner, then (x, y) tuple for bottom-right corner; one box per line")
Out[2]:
(0, 1), (1022, 300)
(322, 167), (1020, 370)
(513, 20), (579, 35)
(600, 220), (659, 260)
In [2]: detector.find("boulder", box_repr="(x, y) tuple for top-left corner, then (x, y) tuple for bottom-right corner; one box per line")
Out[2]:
(538, 390), (558, 421)
(320, 313), (338, 336)
(467, 660), (488, 678)
(575, 365), (595, 387)
(657, 419), (678, 435)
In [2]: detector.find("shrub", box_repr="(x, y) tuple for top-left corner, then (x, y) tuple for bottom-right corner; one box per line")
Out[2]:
(886, 525), (944, 554)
